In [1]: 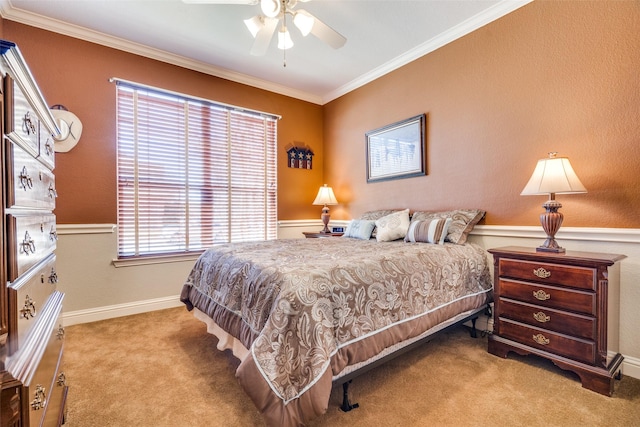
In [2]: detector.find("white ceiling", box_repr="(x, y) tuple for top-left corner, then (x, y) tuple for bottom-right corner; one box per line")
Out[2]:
(0, 0), (531, 104)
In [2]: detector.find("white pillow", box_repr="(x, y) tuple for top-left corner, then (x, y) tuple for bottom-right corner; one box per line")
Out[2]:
(343, 219), (376, 240)
(375, 209), (410, 242)
(404, 218), (452, 244)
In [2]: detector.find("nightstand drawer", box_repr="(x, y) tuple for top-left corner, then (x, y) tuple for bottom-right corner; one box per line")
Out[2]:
(498, 298), (595, 340)
(499, 319), (595, 365)
(499, 258), (596, 291)
(499, 279), (595, 316)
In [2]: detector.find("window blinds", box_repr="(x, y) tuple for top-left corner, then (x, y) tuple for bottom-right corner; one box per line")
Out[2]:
(115, 82), (278, 257)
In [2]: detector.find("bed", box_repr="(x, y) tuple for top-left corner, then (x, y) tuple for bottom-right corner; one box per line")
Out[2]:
(180, 209), (492, 426)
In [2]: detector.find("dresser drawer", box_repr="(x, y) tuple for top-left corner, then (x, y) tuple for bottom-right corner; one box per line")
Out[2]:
(8, 255), (58, 349)
(499, 319), (595, 365)
(498, 297), (595, 340)
(499, 279), (595, 316)
(10, 291), (64, 427)
(6, 79), (41, 157)
(25, 338), (63, 427)
(7, 214), (57, 281)
(6, 141), (56, 210)
(499, 258), (596, 291)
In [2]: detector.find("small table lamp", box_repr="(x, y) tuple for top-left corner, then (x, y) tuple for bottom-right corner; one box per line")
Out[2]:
(521, 152), (587, 253)
(313, 184), (338, 233)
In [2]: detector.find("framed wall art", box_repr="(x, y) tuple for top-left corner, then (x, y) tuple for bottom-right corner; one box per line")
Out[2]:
(366, 114), (426, 183)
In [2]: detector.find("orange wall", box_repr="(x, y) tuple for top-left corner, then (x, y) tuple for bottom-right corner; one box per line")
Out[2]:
(2, 22), (324, 223)
(324, 1), (640, 228)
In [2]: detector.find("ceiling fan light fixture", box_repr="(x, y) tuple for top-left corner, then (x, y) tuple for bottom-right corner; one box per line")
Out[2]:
(277, 27), (294, 50)
(244, 15), (263, 38)
(260, 0), (281, 18)
(293, 10), (314, 36)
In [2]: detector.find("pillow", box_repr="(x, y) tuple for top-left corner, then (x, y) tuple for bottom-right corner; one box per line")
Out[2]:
(404, 217), (452, 244)
(374, 209), (410, 242)
(359, 209), (404, 237)
(358, 209), (404, 221)
(410, 209), (485, 244)
(343, 219), (376, 240)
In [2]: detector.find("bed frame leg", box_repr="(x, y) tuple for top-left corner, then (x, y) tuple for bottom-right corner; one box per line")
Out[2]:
(470, 317), (478, 338)
(340, 380), (359, 412)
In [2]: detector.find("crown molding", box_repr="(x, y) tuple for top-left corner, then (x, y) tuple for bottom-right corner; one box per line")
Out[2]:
(0, 0), (322, 104)
(0, 0), (531, 106)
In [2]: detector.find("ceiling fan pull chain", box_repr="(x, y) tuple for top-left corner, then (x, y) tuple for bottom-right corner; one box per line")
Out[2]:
(282, 11), (287, 67)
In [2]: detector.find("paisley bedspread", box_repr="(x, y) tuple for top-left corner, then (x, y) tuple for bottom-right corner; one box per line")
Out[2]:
(180, 238), (492, 426)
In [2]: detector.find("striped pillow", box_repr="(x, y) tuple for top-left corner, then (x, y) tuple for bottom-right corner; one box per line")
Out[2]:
(404, 218), (452, 244)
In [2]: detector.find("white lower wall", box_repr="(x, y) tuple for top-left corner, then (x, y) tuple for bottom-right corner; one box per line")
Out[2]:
(55, 222), (640, 380)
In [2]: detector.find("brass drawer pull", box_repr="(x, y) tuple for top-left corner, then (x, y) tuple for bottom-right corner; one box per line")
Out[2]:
(48, 183), (58, 199)
(533, 290), (551, 301)
(30, 385), (47, 411)
(19, 166), (33, 190)
(57, 372), (67, 387)
(20, 295), (37, 319)
(533, 311), (551, 323)
(49, 226), (58, 241)
(533, 267), (551, 278)
(57, 324), (65, 340)
(44, 139), (54, 156)
(48, 268), (59, 284)
(22, 111), (37, 136)
(533, 334), (550, 345)
(20, 231), (36, 255)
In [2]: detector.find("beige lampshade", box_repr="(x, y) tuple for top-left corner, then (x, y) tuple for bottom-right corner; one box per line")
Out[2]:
(313, 184), (338, 206)
(521, 153), (587, 196)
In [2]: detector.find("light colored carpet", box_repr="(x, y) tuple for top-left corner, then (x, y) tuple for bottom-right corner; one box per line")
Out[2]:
(63, 307), (640, 426)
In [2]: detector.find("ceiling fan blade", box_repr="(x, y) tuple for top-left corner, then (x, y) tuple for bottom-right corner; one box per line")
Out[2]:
(298, 9), (346, 49)
(182, 0), (257, 4)
(250, 17), (278, 56)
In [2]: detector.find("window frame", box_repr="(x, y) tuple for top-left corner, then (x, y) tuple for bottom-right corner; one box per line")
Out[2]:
(113, 79), (279, 259)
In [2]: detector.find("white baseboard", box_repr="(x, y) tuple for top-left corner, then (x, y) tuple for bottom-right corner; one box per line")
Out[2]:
(621, 354), (640, 380)
(63, 295), (183, 326)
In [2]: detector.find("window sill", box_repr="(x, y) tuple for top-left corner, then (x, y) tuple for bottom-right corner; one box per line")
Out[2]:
(112, 252), (202, 268)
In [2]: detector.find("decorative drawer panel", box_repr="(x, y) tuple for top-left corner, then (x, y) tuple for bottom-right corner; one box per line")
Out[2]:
(7, 214), (57, 281)
(498, 297), (596, 340)
(499, 279), (595, 316)
(6, 79), (40, 157)
(499, 258), (596, 291)
(6, 141), (56, 210)
(8, 254), (57, 349)
(499, 319), (595, 365)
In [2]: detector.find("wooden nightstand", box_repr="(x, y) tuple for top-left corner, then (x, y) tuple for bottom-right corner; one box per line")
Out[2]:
(487, 246), (626, 396)
(303, 232), (344, 238)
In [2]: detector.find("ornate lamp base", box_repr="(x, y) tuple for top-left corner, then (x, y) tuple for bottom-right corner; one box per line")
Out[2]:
(320, 205), (331, 233)
(537, 198), (565, 253)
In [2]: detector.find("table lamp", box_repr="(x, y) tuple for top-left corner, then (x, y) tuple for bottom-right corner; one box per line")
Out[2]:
(521, 152), (587, 253)
(312, 184), (338, 233)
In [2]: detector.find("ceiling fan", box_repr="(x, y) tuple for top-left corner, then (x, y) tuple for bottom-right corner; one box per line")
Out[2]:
(184, 0), (346, 57)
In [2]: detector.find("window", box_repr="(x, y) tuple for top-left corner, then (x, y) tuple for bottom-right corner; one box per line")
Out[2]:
(115, 81), (278, 258)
